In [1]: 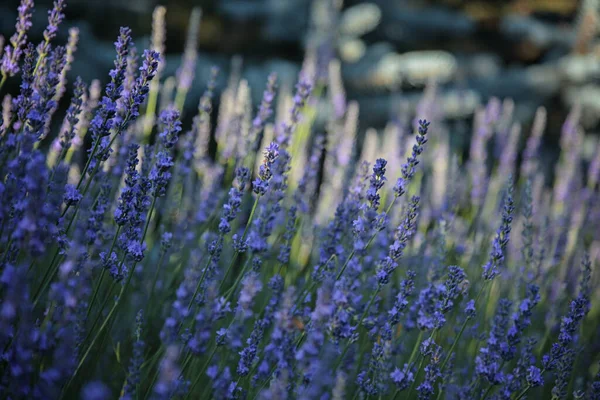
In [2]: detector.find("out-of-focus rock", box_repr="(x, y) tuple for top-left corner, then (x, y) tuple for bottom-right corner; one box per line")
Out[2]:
(339, 2), (381, 37)
(342, 42), (396, 89)
(342, 88), (481, 129)
(339, 38), (366, 63)
(558, 53), (600, 83)
(441, 90), (481, 119)
(397, 51), (457, 86)
(377, 4), (476, 44)
(262, 0), (311, 43)
(564, 84), (600, 128)
(218, 0), (270, 19)
(1, 0), (598, 142)
(469, 64), (560, 104)
(455, 53), (502, 80)
(500, 14), (575, 50)
(343, 48), (457, 90)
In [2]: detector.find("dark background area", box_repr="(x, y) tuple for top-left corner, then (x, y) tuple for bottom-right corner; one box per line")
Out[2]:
(1, 0), (599, 151)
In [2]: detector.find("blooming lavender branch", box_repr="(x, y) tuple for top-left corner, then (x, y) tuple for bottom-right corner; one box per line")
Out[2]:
(0, 0), (34, 84)
(0, 4), (597, 399)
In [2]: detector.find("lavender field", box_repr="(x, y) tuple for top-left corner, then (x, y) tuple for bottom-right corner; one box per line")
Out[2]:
(0, 1), (599, 399)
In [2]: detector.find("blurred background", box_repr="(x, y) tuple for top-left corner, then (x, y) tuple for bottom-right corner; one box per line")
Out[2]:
(1, 0), (599, 153)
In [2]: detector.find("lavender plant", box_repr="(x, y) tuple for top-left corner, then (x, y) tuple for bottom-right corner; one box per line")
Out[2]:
(0, 1), (598, 399)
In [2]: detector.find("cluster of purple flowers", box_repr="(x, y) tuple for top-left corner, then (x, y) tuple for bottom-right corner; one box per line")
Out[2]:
(0, 1), (598, 399)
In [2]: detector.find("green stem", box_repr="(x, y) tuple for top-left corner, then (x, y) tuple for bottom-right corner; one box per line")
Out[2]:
(224, 256), (252, 303)
(174, 88), (188, 114)
(439, 316), (470, 373)
(435, 386), (444, 400)
(186, 254), (214, 312)
(0, 74), (7, 93)
(86, 226), (121, 319)
(514, 367), (546, 400)
(142, 349), (164, 400)
(293, 254), (336, 304)
(81, 281), (117, 348)
(188, 195), (260, 311)
(33, 40), (51, 77)
(407, 352), (426, 397)
(335, 197), (395, 282)
(514, 385), (531, 400)
(250, 366), (276, 400)
(147, 249), (166, 305)
(76, 137), (101, 189)
(142, 196), (158, 240)
(440, 281), (489, 372)
(335, 249), (356, 281)
(219, 196), (260, 291)
(32, 250), (61, 306)
(32, 199), (85, 305)
(334, 286), (381, 371)
(142, 80), (160, 140)
(185, 346), (216, 399)
(407, 330), (424, 367)
(481, 384), (494, 400)
(0, 238), (13, 265)
(63, 124), (121, 220)
(61, 197), (158, 397)
(61, 286), (122, 397)
(178, 353), (194, 379)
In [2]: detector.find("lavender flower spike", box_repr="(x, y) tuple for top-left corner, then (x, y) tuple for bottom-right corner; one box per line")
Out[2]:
(150, 109), (182, 197)
(482, 178), (514, 280)
(248, 73), (277, 149)
(89, 27), (133, 145)
(113, 49), (161, 134)
(394, 119), (429, 198)
(253, 142), (280, 195)
(1, 0), (34, 79)
(37, 0), (67, 66)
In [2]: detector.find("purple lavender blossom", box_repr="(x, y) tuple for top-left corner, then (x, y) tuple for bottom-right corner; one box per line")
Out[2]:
(482, 179), (514, 280)
(55, 77), (86, 155)
(114, 49), (160, 134)
(376, 196), (420, 285)
(89, 27), (132, 143)
(276, 75), (312, 147)
(527, 366), (544, 387)
(296, 282), (335, 390)
(394, 119), (429, 198)
(277, 205), (297, 264)
(501, 284), (540, 361)
(219, 167), (249, 234)
(253, 142), (280, 196)
(468, 102), (498, 207)
(81, 381), (111, 400)
(122, 310), (145, 400)
(352, 159), (389, 255)
(63, 184), (82, 206)
(37, 0), (66, 63)
(1, 0), (34, 78)
(250, 72), (277, 148)
(391, 364), (415, 391)
(114, 143), (140, 226)
(587, 362), (600, 399)
(152, 346), (189, 399)
(543, 273), (591, 373)
(417, 340), (443, 399)
(175, 8), (202, 96)
(475, 299), (512, 385)
(150, 109), (181, 197)
(0, 3), (597, 398)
